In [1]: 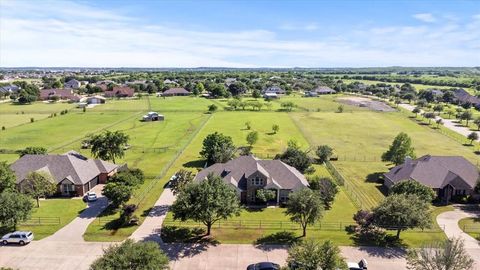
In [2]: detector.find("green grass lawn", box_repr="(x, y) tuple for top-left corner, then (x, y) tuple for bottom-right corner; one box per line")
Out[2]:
(17, 199), (86, 240)
(0, 101), (76, 114)
(83, 112), (210, 241)
(458, 217), (480, 240)
(290, 109), (480, 209)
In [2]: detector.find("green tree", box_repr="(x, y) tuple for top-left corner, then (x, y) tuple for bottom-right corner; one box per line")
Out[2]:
(110, 170), (144, 187)
(381, 132), (416, 165)
(412, 107), (421, 117)
(275, 141), (313, 173)
(423, 112), (436, 125)
(90, 239), (169, 270)
(474, 117), (480, 131)
(252, 89), (261, 99)
(102, 182), (133, 208)
(18, 146), (47, 157)
(308, 176), (338, 209)
(170, 173), (241, 235)
(246, 131), (259, 147)
(373, 194), (431, 239)
(436, 118), (443, 128)
(208, 104), (218, 113)
(0, 162), (16, 193)
(460, 110), (473, 126)
(193, 82), (205, 96)
(200, 132), (236, 164)
(390, 180), (436, 202)
(285, 188), (324, 237)
(433, 104), (444, 115)
(170, 169), (194, 195)
(272, 124), (279, 134)
(21, 171), (57, 207)
(287, 239), (347, 270)
(467, 132), (478, 145)
(315, 145), (333, 164)
(281, 101), (295, 112)
(228, 81), (247, 96)
(0, 191), (32, 230)
(245, 121), (251, 130)
(407, 237), (474, 270)
(256, 189), (276, 203)
(90, 130), (129, 164)
(337, 105), (344, 113)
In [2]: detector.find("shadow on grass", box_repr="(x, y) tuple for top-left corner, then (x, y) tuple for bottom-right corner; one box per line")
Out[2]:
(255, 231), (301, 250)
(366, 172), (384, 183)
(349, 231), (408, 251)
(160, 226), (219, 260)
(462, 143), (474, 147)
(182, 159), (206, 168)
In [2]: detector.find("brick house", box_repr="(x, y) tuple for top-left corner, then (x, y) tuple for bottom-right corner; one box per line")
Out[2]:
(11, 151), (120, 197)
(194, 155), (309, 205)
(384, 155), (479, 202)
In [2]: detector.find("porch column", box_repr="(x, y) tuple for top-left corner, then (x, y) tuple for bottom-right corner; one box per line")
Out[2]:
(277, 189), (280, 204)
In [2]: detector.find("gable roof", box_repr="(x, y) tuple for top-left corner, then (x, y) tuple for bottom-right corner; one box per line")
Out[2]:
(163, 88), (190, 95)
(104, 86), (135, 97)
(39, 89), (80, 101)
(194, 155), (309, 191)
(313, 86), (336, 93)
(11, 151), (118, 186)
(384, 155), (479, 190)
(454, 89), (480, 105)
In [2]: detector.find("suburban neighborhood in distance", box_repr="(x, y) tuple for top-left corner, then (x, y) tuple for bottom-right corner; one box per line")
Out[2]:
(1, 0), (480, 270)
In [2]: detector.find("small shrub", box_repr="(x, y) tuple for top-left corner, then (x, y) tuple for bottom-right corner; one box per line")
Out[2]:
(83, 107), (86, 113)
(30, 117), (34, 123)
(1, 126), (5, 131)
(21, 111), (25, 114)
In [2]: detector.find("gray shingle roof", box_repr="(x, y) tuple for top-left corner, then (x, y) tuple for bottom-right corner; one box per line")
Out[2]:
(194, 155), (309, 191)
(11, 151), (118, 185)
(384, 155), (479, 189)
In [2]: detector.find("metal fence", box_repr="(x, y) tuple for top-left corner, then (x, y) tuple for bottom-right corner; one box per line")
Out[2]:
(163, 219), (444, 233)
(21, 217), (60, 226)
(325, 160), (364, 210)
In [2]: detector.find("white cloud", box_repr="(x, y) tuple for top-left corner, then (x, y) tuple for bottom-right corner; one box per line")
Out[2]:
(0, 1), (479, 67)
(279, 22), (319, 31)
(413, 13), (437, 23)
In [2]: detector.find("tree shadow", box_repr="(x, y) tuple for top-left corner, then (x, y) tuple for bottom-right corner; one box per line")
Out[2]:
(160, 226), (219, 259)
(255, 231), (301, 250)
(357, 245), (407, 259)
(366, 172), (384, 183)
(349, 232), (408, 250)
(182, 159), (206, 168)
(141, 205), (169, 217)
(462, 143), (474, 147)
(266, 132), (276, 135)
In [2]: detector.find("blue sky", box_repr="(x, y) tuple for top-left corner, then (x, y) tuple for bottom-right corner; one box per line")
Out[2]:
(0, 0), (479, 67)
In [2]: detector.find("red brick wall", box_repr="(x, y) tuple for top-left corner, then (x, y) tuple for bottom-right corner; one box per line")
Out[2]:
(75, 185), (84, 196)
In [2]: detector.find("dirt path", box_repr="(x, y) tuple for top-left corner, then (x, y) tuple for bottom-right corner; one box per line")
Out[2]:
(399, 103), (480, 141)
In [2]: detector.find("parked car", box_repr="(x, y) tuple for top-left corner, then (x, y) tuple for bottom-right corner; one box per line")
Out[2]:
(247, 262), (280, 270)
(84, 191), (97, 202)
(348, 259), (368, 270)
(1, 231), (34, 245)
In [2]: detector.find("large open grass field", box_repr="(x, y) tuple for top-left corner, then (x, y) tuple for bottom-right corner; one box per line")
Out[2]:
(0, 101), (77, 128)
(2, 94), (468, 246)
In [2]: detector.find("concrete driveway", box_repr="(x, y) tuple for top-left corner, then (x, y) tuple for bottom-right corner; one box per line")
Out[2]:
(437, 205), (480, 270)
(43, 184), (109, 242)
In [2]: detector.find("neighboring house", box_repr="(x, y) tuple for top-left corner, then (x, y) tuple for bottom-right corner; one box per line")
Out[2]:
(453, 89), (480, 106)
(304, 91), (318, 97)
(313, 86), (336, 95)
(384, 155), (479, 202)
(142, 111), (164, 121)
(263, 92), (279, 99)
(0, 85), (21, 95)
(104, 86), (135, 98)
(163, 79), (178, 85)
(11, 151), (120, 197)
(225, 78), (237, 87)
(263, 86), (286, 95)
(85, 95), (106, 104)
(162, 88), (190, 96)
(40, 89), (80, 102)
(64, 79), (81, 89)
(194, 155), (309, 205)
